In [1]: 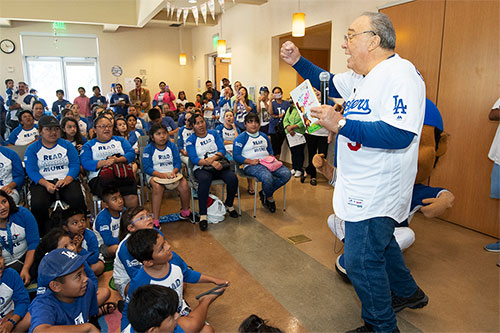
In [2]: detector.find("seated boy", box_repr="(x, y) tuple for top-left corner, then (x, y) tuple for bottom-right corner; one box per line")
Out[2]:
(7, 110), (38, 146)
(0, 251), (30, 332)
(121, 229), (229, 332)
(61, 209), (105, 276)
(147, 108), (178, 135)
(93, 187), (124, 260)
(128, 284), (226, 333)
(29, 248), (99, 332)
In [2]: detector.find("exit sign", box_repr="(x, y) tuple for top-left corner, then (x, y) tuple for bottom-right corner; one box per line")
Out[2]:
(53, 22), (66, 30)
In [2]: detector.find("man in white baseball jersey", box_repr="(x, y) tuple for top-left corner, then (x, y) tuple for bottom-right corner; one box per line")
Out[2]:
(281, 12), (427, 332)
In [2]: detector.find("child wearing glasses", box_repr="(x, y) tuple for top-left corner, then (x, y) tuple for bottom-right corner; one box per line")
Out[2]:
(113, 206), (159, 299)
(60, 209), (104, 277)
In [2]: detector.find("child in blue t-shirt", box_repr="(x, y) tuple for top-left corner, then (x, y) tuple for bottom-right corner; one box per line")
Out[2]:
(32, 228), (114, 317)
(61, 209), (104, 277)
(121, 229), (229, 332)
(0, 251), (30, 332)
(28, 248), (99, 332)
(93, 187), (124, 260)
(51, 89), (70, 117)
(147, 108), (178, 135)
(142, 123), (191, 225)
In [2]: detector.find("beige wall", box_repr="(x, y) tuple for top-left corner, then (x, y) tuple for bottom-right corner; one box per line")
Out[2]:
(0, 21), (195, 102)
(190, 0), (390, 93)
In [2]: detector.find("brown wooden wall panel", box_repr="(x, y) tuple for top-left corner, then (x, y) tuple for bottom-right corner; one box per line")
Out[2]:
(296, 48), (330, 85)
(381, 0), (445, 103)
(430, 0), (499, 236)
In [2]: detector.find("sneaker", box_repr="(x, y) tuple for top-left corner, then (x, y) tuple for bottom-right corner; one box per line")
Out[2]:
(485, 241), (500, 252)
(294, 170), (302, 178)
(199, 219), (208, 231)
(392, 287), (429, 313)
(291, 169), (296, 175)
(267, 200), (276, 213)
(335, 254), (350, 282)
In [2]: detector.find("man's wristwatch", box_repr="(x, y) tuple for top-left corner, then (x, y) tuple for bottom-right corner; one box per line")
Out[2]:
(338, 118), (346, 131)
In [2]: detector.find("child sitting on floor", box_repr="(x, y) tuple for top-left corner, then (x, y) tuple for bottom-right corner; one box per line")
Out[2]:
(0, 250), (30, 332)
(93, 187), (124, 260)
(121, 229), (229, 332)
(61, 209), (104, 277)
(142, 123), (191, 226)
(29, 248), (100, 332)
(113, 206), (157, 299)
(31, 228), (114, 316)
(128, 284), (226, 333)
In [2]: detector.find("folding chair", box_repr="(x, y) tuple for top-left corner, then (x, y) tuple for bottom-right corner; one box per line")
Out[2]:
(185, 159), (241, 222)
(235, 163), (286, 218)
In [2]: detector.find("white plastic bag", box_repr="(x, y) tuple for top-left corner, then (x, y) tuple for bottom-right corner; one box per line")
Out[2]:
(207, 194), (226, 224)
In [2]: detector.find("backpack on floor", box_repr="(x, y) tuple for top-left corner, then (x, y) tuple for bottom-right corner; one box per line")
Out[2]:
(207, 194), (225, 224)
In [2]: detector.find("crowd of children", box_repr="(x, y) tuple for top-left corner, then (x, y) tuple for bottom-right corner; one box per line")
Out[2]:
(0, 78), (292, 332)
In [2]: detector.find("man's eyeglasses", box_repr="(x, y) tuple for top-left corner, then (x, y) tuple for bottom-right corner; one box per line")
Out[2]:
(96, 125), (113, 129)
(344, 30), (376, 43)
(131, 213), (154, 225)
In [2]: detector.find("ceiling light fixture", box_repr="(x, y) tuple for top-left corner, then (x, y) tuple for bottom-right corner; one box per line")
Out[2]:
(292, 0), (305, 37)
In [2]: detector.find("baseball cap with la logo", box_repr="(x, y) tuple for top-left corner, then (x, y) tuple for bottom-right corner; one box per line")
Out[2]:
(37, 248), (90, 288)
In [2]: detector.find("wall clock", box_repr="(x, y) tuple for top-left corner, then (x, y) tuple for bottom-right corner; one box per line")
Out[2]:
(0, 39), (15, 54)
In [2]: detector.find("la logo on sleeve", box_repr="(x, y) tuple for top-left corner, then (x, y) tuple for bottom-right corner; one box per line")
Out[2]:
(392, 95), (407, 120)
(74, 313), (84, 325)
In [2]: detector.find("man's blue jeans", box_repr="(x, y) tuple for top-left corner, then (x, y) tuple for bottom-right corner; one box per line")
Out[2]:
(244, 164), (291, 198)
(344, 217), (418, 332)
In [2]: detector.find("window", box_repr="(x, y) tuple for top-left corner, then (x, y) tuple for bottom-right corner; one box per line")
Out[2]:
(25, 56), (100, 106)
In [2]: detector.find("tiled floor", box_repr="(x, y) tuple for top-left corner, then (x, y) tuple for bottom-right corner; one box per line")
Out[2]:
(99, 175), (500, 332)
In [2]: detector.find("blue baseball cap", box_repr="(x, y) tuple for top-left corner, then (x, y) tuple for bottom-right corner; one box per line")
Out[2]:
(38, 249), (90, 288)
(111, 83), (116, 88)
(259, 86), (269, 93)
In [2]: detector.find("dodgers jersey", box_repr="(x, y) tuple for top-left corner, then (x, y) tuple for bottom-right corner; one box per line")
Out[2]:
(0, 147), (24, 188)
(24, 138), (80, 183)
(121, 252), (201, 331)
(80, 136), (135, 181)
(233, 131), (273, 166)
(0, 268), (29, 321)
(332, 54), (425, 222)
(185, 130), (226, 171)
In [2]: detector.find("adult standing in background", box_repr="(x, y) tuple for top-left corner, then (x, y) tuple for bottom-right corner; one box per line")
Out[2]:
(129, 77), (151, 113)
(484, 97), (500, 255)
(73, 87), (91, 119)
(257, 86), (272, 134)
(110, 83), (130, 116)
(282, 12), (428, 332)
(7, 82), (35, 130)
(153, 82), (176, 112)
(268, 87), (289, 160)
(203, 80), (220, 102)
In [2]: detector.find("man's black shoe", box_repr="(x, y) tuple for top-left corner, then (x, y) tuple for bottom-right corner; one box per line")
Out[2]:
(346, 322), (374, 333)
(267, 200), (276, 213)
(347, 323), (399, 333)
(392, 287), (428, 312)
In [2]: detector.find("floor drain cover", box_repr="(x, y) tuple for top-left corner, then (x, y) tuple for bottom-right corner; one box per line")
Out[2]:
(288, 234), (312, 245)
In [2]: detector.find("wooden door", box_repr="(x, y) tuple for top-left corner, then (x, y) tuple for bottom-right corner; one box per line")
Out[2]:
(430, 0), (499, 236)
(296, 48), (330, 85)
(381, 0), (445, 103)
(215, 57), (230, 91)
